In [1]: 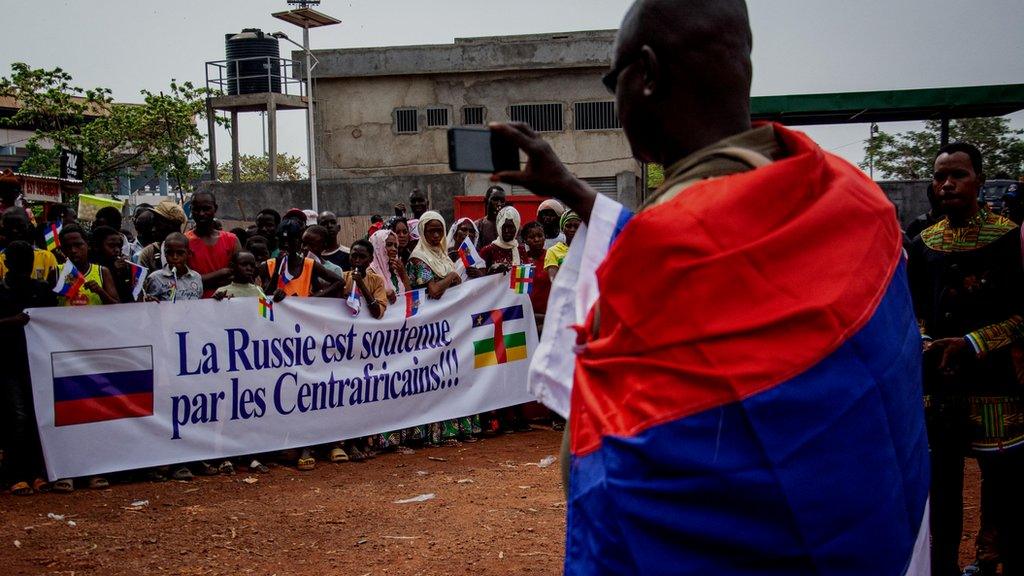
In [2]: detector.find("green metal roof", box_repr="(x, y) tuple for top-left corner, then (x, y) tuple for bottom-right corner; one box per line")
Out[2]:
(750, 84), (1024, 125)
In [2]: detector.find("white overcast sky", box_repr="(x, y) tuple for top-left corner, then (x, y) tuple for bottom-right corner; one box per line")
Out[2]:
(4, 0), (1023, 172)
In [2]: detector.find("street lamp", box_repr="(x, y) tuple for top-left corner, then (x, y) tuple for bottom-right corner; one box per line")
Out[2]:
(272, 5), (341, 213)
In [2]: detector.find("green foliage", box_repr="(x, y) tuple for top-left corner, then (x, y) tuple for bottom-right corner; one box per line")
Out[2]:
(0, 63), (224, 195)
(218, 153), (306, 182)
(646, 163), (665, 190)
(862, 117), (1024, 180)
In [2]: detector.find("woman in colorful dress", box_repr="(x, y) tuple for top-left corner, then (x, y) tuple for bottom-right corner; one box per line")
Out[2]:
(406, 212), (480, 445)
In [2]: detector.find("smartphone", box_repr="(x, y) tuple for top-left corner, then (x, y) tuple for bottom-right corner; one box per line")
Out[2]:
(447, 127), (520, 173)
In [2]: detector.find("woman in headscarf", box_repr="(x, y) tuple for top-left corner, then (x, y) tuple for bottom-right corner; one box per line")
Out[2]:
(479, 206), (528, 275)
(446, 217), (479, 257)
(407, 212), (461, 300)
(368, 229), (409, 304)
(446, 217), (485, 280)
(543, 210), (581, 283)
(385, 216), (413, 264)
(405, 212), (480, 445)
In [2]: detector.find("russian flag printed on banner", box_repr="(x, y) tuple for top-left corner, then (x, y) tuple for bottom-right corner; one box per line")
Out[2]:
(51, 346), (154, 427)
(565, 125), (930, 576)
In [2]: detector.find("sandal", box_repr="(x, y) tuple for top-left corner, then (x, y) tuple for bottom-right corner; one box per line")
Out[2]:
(218, 460), (235, 475)
(329, 446), (349, 463)
(52, 478), (74, 493)
(249, 460), (270, 474)
(197, 461), (219, 476)
(88, 476), (109, 490)
(297, 449), (316, 471)
(10, 481), (32, 496)
(145, 468), (168, 483)
(552, 421), (565, 432)
(171, 466), (194, 481)
(462, 435), (479, 443)
(348, 445), (367, 462)
(32, 478), (52, 493)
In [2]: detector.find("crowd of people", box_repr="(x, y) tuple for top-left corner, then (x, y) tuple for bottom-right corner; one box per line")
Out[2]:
(0, 182), (574, 496)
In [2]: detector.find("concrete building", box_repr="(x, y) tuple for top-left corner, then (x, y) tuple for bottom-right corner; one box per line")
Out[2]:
(307, 29), (640, 207)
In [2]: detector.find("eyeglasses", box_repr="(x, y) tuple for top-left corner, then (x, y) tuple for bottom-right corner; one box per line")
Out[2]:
(601, 53), (640, 95)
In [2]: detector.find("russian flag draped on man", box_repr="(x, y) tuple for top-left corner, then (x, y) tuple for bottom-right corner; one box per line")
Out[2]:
(565, 125), (930, 575)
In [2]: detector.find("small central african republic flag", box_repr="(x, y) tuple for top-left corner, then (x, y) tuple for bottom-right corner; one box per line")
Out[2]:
(45, 220), (62, 251)
(258, 295), (274, 321)
(471, 305), (528, 368)
(510, 264), (534, 294)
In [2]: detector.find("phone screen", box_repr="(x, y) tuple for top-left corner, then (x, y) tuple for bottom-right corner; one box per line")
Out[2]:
(448, 128), (519, 173)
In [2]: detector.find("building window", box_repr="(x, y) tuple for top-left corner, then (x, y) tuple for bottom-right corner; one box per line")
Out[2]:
(462, 106), (485, 126)
(394, 108), (419, 134)
(426, 106), (450, 128)
(574, 101), (620, 131)
(508, 103), (563, 132)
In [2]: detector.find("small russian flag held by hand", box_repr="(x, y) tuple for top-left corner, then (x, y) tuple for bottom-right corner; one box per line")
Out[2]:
(45, 220), (62, 251)
(127, 261), (148, 301)
(458, 238), (483, 268)
(277, 255), (296, 291)
(54, 262), (85, 299)
(346, 284), (361, 316)
(510, 264), (534, 294)
(405, 288), (423, 318)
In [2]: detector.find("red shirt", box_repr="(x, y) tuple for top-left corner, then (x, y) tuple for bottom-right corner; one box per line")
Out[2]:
(185, 230), (239, 298)
(524, 249), (551, 315)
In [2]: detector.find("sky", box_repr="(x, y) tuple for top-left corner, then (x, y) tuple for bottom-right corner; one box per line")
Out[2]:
(4, 0), (1023, 174)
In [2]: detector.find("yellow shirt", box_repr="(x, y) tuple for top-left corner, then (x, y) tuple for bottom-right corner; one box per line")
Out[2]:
(0, 248), (58, 284)
(544, 242), (569, 270)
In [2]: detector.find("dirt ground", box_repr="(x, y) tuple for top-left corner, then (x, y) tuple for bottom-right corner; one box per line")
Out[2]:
(0, 429), (566, 576)
(0, 429), (985, 575)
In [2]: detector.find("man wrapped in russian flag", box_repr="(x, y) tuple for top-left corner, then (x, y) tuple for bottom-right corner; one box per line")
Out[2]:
(492, 1), (930, 574)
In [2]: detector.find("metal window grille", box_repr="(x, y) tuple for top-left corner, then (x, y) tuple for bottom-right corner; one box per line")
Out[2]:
(582, 176), (620, 200)
(426, 106), (450, 128)
(395, 108), (419, 133)
(508, 103), (563, 132)
(462, 106), (485, 125)
(573, 101), (620, 131)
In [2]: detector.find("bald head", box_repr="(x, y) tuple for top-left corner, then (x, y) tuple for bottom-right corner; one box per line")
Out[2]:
(612, 0), (753, 165)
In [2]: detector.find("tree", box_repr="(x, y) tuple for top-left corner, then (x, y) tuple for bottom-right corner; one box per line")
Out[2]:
(0, 63), (223, 195)
(862, 117), (1024, 180)
(218, 153), (306, 182)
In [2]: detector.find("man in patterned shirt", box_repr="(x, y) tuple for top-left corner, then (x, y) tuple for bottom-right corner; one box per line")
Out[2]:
(907, 142), (1024, 576)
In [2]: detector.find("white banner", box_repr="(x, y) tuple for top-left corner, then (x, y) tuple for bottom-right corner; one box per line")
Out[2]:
(26, 275), (537, 480)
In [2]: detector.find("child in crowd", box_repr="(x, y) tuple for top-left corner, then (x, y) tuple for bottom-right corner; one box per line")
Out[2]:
(91, 225), (137, 303)
(257, 220), (343, 470)
(245, 235), (271, 266)
(212, 251), (271, 474)
(213, 251), (265, 300)
(51, 225), (117, 491)
(143, 232), (229, 478)
(0, 207), (58, 286)
(57, 225), (120, 307)
(142, 233), (202, 303)
(0, 241), (57, 495)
